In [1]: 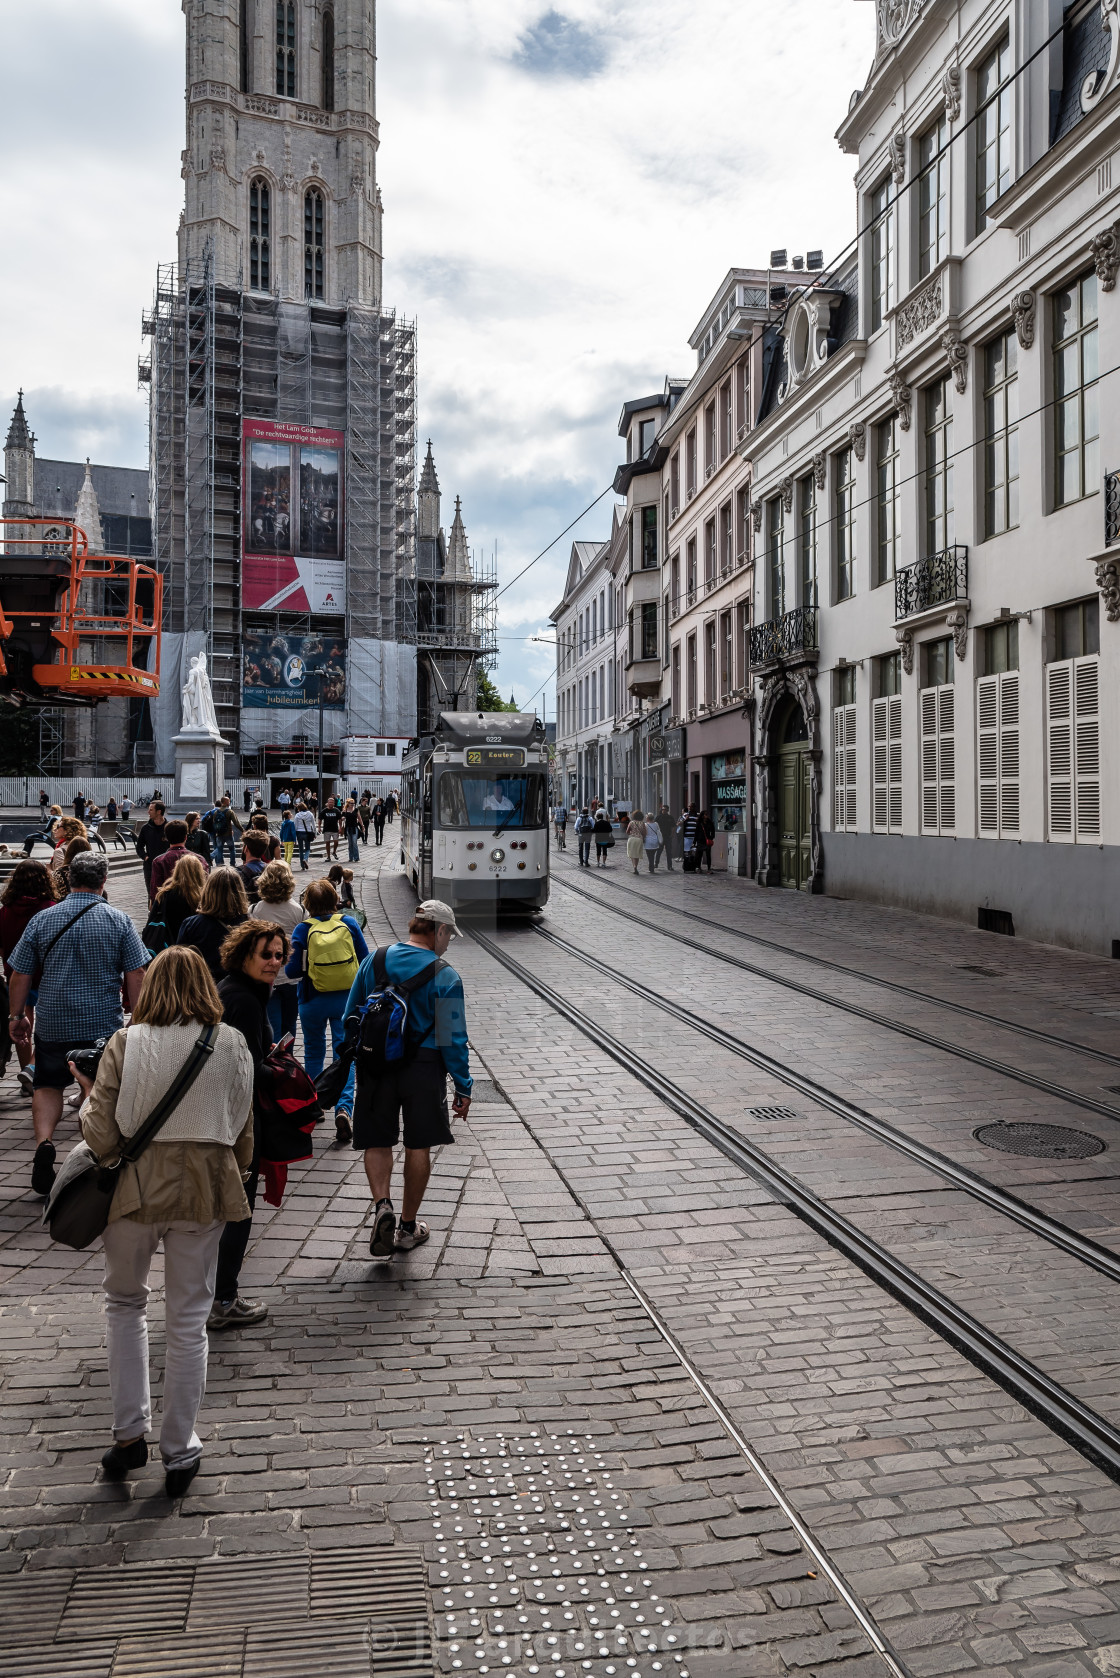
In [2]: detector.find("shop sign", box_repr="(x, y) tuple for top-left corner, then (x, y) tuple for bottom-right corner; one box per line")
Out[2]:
(649, 728), (683, 762)
(713, 779), (748, 804)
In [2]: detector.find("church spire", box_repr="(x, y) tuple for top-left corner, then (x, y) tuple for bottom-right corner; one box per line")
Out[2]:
(446, 495), (473, 582)
(74, 459), (104, 553)
(3, 390), (36, 515)
(5, 390), (32, 452)
(417, 439), (441, 541)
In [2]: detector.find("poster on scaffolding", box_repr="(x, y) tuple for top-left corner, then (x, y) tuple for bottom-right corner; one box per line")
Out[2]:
(242, 628), (346, 710)
(242, 420), (345, 614)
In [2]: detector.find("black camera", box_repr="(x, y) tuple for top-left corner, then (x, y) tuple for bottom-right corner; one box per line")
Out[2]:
(68, 1039), (109, 1083)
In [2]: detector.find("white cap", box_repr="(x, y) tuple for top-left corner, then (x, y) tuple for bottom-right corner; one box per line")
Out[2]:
(416, 898), (462, 936)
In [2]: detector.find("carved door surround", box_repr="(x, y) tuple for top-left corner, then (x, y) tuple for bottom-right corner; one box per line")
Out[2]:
(754, 663), (823, 892)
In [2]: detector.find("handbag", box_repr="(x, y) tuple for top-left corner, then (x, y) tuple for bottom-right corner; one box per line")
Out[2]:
(141, 910), (169, 954)
(42, 1024), (218, 1250)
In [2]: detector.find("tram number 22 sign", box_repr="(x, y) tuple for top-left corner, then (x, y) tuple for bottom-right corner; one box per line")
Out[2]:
(466, 747), (527, 768)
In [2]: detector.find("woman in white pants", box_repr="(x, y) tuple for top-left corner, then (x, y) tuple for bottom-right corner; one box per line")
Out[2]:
(74, 946), (254, 1498)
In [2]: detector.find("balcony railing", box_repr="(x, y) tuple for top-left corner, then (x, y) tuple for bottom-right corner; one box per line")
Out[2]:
(1106, 470), (1120, 546)
(894, 544), (968, 620)
(749, 605), (818, 668)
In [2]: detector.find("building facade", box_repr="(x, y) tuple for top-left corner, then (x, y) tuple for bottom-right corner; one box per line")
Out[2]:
(551, 537), (614, 809)
(144, 0), (417, 779)
(743, 0), (1120, 953)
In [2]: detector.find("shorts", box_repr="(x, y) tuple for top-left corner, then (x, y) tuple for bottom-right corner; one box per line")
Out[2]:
(352, 1051), (456, 1151)
(33, 1037), (98, 1090)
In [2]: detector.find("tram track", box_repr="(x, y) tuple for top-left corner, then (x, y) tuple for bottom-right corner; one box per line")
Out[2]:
(554, 870), (1120, 1121)
(555, 867), (1120, 1067)
(468, 922), (1120, 1489)
(531, 920), (1120, 1283)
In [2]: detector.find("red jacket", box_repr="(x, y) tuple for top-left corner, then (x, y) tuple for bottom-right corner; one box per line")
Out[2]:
(148, 845), (191, 899)
(0, 896), (53, 976)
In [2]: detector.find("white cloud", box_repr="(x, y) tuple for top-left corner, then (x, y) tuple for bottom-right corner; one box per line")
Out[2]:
(0, 0), (874, 714)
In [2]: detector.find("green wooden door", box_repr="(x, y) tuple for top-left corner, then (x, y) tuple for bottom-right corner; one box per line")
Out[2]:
(777, 743), (811, 889)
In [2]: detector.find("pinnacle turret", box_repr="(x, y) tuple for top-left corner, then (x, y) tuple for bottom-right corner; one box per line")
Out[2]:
(446, 494), (473, 582)
(5, 391), (33, 453)
(74, 459), (104, 553)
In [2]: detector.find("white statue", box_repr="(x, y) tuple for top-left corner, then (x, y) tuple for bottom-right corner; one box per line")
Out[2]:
(181, 652), (220, 736)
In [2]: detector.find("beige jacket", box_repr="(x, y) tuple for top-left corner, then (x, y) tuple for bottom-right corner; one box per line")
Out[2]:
(80, 1026), (254, 1224)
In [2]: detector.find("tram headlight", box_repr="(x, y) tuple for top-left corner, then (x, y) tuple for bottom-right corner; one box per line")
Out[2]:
(490, 848), (505, 862)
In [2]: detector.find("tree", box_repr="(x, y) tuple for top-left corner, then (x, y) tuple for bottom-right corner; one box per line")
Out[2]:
(476, 670), (518, 712)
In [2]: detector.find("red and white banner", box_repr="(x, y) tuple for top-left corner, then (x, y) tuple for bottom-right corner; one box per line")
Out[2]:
(242, 419), (345, 614)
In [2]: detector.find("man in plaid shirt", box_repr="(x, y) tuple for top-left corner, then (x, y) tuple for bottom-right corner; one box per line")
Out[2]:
(8, 851), (148, 1195)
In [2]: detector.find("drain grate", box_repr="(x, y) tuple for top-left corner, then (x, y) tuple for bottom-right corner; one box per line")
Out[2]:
(748, 1105), (799, 1123)
(974, 1122), (1105, 1160)
(958, 965), (1004, 978)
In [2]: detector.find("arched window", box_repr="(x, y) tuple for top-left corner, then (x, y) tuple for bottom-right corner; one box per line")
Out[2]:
(250, 178), (271, 291)
(322, 9), (335, 111)
(275, 1), (295, 97)
(304, 189), (324, 299)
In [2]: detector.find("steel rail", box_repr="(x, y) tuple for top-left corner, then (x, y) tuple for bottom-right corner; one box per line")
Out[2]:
(471, 926), (1120, 1487)
(533, 922), (1120, 1284)
(554, 870), (1120, 1069)
(553, 874), (1120, 1121)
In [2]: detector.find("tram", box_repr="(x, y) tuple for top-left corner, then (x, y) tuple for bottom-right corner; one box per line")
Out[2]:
(400, 711), (550, 911)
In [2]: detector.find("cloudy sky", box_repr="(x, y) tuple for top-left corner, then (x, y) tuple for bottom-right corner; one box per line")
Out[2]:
(0, 0), (874, 716)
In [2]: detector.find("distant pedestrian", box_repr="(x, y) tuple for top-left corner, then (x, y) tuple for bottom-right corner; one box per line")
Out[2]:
(135, 801), (170, 901)
(626, 811), (647, 874)
(279, 811), (296, 866)
(286, 878), (367, 1143)
(345, 900), (471, 1257)
(593, 808), (613, 867)
(357, 794), (371, 841)
(574, 807), (594, 867)
(677, 804), (703, 870)
(177, 867), (250, 983)
(277, 787), (292, 815)
(371, 798), (386, 845)
(8, 851), (148, 1195)
(250, 862), (303, 1044)
(293, 802), (315, 870)
(385, 792), (397, 825)
(38, 789), (50, 819)
(184, 811), (212, 863)
(202, 796), (241, 868)
(700, 810), (715, 872)
(106, 796), (119, 822)
(73, 792), (86, 821)
(74, 944), (254, 1497)
(120, 795), (132, 825)
(343, 798), (361, 863)
(643, 815), (662, 872)
(237, 832), (271, 904)
(656, 802), (674, 871)
(208, 918), (288, 1332)
(553, 803), (567, 848)
(320, 798), (341, 862)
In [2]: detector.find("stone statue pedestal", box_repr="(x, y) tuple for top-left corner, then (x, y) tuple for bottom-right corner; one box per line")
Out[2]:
(171, 729), (229, 814)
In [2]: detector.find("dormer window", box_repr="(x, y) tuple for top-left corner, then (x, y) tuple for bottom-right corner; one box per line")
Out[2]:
(638, 418), (656, 456)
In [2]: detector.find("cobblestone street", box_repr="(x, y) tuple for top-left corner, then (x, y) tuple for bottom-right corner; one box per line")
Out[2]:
(2, 842), (1120, 1677)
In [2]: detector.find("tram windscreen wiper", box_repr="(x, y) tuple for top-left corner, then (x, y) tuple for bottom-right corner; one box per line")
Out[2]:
(492, 806), (522, 838)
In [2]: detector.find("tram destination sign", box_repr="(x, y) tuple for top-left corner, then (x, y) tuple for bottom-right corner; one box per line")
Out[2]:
(466, 747), (526, 768)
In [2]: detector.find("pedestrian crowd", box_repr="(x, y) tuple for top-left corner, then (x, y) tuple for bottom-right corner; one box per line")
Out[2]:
(2, 799), (470, 1502)
(566, 797), (716, 873)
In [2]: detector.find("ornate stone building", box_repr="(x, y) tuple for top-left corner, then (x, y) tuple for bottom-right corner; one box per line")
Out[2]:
(414, 443), (496, 734)
(743, 0), (1120, 952)
(143, 0), (417, 775)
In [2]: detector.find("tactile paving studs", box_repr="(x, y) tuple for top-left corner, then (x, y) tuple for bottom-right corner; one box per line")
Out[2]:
(424, 1431), (686, 1678)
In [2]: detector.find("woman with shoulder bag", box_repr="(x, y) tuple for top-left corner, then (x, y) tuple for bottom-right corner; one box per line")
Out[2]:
(592, 808), (613, 868)
(72, 946), (254, 1497)
(177, 867), (250, 982)
(285, 878), (368, 1142)
(625, 810), (647, 875)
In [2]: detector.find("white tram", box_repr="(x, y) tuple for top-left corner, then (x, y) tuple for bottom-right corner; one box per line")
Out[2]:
(400, 711), (550, 911)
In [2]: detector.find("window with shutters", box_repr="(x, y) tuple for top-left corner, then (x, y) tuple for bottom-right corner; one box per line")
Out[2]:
(833, 666), (857, 831)
(920, 639), (955, 835)
(1046, 656), (1100, 842)
(872, 653), (902, 833)
(977, 671), (1020, 838)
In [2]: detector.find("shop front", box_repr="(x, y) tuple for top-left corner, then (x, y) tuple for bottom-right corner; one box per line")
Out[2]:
(684, 706), (752, 872)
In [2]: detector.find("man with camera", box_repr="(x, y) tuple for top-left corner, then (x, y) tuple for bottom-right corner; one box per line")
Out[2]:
(8, 852), (149, 1195)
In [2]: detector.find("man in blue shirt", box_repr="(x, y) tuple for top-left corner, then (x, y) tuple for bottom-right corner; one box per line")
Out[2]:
(8, 851), (149, 1194)
(344, 899), (472, 1257)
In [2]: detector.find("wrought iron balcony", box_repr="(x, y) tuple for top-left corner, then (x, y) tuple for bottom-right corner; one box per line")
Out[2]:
(749, 605), (818, 668)
(894, 544), (968, 620)
(1106, 470), (1120, 546)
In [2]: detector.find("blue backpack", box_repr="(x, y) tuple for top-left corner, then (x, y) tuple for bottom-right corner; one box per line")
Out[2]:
(355, 947), (446, 1080)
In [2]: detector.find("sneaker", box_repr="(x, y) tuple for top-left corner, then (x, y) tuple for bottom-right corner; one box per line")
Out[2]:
(369, 1199), (395, 1258)
(394, 1219), (431, 1251)
(335, 1110), (353, 1145)
(31, 1139), (56, 1196)
(17, 1066), (34, 1097)
(101, 1438), (148, 1481)
(206, 1296), (268, 1331)
(66, 1089), (83, 1110)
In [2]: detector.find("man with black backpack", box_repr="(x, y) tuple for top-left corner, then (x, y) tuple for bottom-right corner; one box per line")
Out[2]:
(342, 899), (472, 1257)
(202, 795), (241, 868)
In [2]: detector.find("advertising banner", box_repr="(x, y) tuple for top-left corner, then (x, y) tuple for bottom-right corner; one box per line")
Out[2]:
(242, 628), (346, 710)
(242, 420), (345, 614)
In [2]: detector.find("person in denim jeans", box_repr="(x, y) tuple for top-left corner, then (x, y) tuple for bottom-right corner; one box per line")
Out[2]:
(292, 803), (315, 870)
(285, 878), (368, 1142)
(205, 797), (240, 867)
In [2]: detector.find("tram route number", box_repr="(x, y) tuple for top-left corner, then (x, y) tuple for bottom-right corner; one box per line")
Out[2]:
(466, 747), (526, 767)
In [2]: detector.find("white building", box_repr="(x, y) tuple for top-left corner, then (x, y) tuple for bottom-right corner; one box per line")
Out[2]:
(743, 0), (1120, 955)
(551, 538), (614, 809)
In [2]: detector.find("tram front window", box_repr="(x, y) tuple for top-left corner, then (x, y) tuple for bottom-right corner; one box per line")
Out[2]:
(437, 772), (547, 830)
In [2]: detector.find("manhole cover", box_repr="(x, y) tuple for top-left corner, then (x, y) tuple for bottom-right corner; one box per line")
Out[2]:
(748, 1105), (799, 1123)
(974, 1122), (1105, 1160)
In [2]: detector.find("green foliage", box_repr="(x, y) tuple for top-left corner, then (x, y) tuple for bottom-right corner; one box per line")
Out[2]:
(476, 670), (518, 712)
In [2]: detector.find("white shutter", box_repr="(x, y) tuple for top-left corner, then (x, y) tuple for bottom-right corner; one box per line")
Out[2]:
(833, 703), (857, 831)
(998, 673), (1019, 835)
(1075, 656), (1100, 839)
(887, 693), (903, 832)
(938, 685), (956, 832)
(922, 686), (955, 834)
(872, 696), (888, 831)
(1047, 661), (1073, 840)
(977, 675), (1000, 836)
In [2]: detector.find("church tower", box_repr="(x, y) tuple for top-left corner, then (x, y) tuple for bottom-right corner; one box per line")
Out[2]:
(144, 0), (416, 774)
(3, 393), (36, 520)
(413, 446), (496, 733)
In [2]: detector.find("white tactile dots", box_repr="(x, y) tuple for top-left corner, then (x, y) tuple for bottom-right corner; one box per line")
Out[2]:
(424, 1431), (688, 1678)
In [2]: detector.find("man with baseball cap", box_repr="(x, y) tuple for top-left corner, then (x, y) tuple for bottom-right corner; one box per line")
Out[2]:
(343, 899), (472, 1256)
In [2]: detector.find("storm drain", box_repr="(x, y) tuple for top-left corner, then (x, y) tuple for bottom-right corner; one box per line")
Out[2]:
(748, 1105), (799, 1124)
(0, 1546), (431, 1678)
(957, 964), (1004, 978)
(427, 1430), (688, 1678)
(974, 1121), (1105, 1160)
